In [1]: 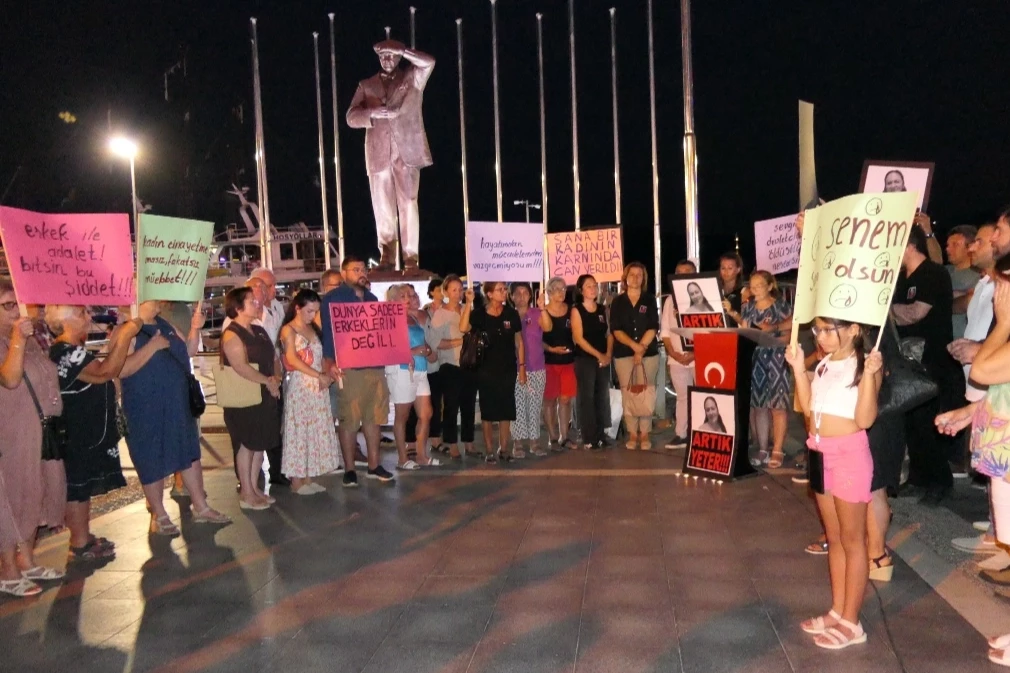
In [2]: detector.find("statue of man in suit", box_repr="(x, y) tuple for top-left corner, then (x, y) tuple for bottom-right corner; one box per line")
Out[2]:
(347, 39), (435, 272)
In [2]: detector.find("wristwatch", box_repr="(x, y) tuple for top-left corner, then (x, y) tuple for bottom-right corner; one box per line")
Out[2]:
(923, 232), (935, 239)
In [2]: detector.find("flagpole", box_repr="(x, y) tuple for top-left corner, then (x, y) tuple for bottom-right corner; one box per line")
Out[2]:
(410, 7), (416, 48)
(312, 33), (332, 270)
(646, 0), (660, 291)
(250, 17), (273, 269)
(490, 0), (503, 222)
(681, 0), (700, 262)
(537, 12), (548, 287)
(569, 0), (580, 230)
(457, 19), (471, 276)
(328, 13), (346, 264)
(609, 7), (621, 226)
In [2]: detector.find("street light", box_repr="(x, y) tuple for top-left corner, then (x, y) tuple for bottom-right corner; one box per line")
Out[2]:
(512, 199), (542, 223)
(109, 136), (139, 239)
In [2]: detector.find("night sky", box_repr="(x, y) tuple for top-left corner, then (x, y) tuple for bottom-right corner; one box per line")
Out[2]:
(2, 0), (1008, 285)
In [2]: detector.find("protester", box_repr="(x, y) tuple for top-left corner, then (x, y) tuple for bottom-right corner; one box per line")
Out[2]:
(661, 260), (699, 449)
(121, 300), (230, 535)
(787, 318), (883, 650)
(728, 271), (792, 467)
(321, 256), (395, 486)
(47, 305), (142, 560)
(719, 252), (749, 326)
(279, 289), (340, 494)
(432, 275), (475, 460)
(220, 287), (283, 509)
(541, 277), (578, 452)
(946, 225), (981, 339)
(0, 283), (66, 596)
(250, 267), (285, 343)
(320, 268), (342, 295)
(610, 262), (660, 450)
(460, 281), (525, 463)
(934, 244), (1010, 666)
(892, 225), (964, 505)
(571, 274), (614, 450)
(510, 282), (550, 458)
(409, 277), (445, 456)
(386, 285), (439, 469)
(158, 301), (198, 498)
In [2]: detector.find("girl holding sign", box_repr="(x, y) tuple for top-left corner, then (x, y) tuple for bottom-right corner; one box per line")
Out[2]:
(786, 319), (883, 650)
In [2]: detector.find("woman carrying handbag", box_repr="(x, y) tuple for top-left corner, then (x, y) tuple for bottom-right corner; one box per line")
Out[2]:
(610, 263), (660, 450)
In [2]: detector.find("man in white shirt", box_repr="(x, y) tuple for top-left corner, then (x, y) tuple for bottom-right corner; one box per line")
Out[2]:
(660, 260), (698, 448)
(251, 268), (285, 344)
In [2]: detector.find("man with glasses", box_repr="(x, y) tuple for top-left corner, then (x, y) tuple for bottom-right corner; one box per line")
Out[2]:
(321, 255), (395, 487)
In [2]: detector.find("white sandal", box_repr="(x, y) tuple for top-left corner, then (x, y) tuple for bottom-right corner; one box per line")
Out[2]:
(192, 508), (232, 524)
(990, 646), (1010, 667)
(801, 609), (841, 634)
(397, 460), (421, 471)
(21, 566), (65, 581)
(989, 633), (1010, 650)
(814, 618), (867, 650)
(0, 577), (42, 596)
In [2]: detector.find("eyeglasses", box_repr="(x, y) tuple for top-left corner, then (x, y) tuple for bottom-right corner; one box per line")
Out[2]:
(810, 325), (839, 337)
(0, 301), (17, 311)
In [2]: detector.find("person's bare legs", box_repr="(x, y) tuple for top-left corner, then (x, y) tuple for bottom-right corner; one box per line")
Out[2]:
(0, 546), (20, 581)
(753, 408), (771, 454)
(362, 422), (381, 470)
(482, 421), (496, 456)
(414, 396), (433, 464)
(180, 460), (223, 514)
(544, 399), (559, 442)
(13, 529), (40, 570)
(66, 501), (91, 549)
(803, 492), (844, 632)
(866, 488), (891, 564)
(250, 451), (269, 500)
(498, 420), (513, 457)
(393, 403), (412, 465)
(821, 496), (869, 643)
(237, 447), (267, 506)
(771, 408), (788, 456)
(339, 425), (360, 472)
(559, 397), (573, 445)
(143, 479), (170, 519)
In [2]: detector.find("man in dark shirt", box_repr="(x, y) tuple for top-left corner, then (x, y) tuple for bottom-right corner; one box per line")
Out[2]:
(892, 226), (965, 504)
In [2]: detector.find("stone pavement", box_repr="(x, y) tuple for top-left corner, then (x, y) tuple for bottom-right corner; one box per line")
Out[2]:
(2, 432), (1007, 673)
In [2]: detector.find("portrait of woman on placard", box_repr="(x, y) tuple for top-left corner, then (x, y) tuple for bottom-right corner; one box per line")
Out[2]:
(698, 396), (728, 434)
(685, 282), (716, 313)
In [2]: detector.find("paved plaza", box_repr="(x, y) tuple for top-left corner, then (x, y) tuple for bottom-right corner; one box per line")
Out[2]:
(2, 429), (1008, 673)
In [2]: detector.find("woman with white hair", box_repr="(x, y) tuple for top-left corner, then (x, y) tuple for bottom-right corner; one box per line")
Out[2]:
(542, 277), (578, 451)
(46, 304), (143, 560)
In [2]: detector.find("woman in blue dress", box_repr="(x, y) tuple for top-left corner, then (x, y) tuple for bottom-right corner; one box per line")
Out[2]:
(121, 301), (231, 536)
(731, 271), (793, 468)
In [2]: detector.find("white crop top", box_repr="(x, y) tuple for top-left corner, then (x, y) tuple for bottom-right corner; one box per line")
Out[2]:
(810, 353), (859, 420)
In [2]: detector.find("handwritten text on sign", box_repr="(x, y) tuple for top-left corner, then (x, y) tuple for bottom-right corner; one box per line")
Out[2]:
(0, 206), (135, 305)
(329, 301), (411, 369)
(138, 214), (214, 302)
(792, 192), (917, 327)
(754, 214), (800, 274)
(546, 227), (623, 286)
(466, 221), (544, 282)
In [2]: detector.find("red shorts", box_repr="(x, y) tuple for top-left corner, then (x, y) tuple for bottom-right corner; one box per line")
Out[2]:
(545, 363), (577, 400)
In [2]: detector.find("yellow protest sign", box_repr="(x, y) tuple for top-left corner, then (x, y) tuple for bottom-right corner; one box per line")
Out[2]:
(792, 192), (918, 329)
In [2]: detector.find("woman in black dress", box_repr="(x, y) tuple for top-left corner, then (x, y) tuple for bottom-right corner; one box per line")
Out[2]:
(460, 281), (526, 463)
(47, 305), (147, 560)
(571, 274), (614, 450)
(220, 287), (282, 510)
(718, 252), (750, 326)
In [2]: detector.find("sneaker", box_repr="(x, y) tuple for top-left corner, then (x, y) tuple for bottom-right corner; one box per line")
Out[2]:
(974, 521), (992, 532)
(665, 436), (687, 449)
(951, 535), (997, 554)
(342, 471), (359, 488)
(367, 465), (396, 483)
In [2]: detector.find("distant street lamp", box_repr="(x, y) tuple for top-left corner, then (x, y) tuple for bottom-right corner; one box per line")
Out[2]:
(109, 137), (139, 238)
(513, 199), (542, 223)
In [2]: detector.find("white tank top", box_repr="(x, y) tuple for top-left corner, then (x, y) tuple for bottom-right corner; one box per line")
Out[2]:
(810, 353), (859, 420)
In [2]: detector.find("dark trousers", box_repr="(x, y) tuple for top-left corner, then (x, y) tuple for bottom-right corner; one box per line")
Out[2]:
(905, 397), (953, 490)
(575, 357), (610, 445)
(440, 364), (477, 444)
(407, 369), (444, 443)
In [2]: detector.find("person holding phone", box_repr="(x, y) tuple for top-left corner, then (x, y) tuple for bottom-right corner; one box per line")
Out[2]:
(542, 277), (578, 451)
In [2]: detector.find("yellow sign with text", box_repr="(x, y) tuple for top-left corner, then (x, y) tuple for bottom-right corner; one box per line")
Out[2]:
(793, 192), (918, 329)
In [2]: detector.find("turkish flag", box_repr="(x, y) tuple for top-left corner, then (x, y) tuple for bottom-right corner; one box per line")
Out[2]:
(693, 332), (739, 390)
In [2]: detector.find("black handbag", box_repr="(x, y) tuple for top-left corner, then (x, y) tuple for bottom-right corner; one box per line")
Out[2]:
(460, 330), (488, 371)
(23, 374), (68, 461)
(876, 320), (939, 417)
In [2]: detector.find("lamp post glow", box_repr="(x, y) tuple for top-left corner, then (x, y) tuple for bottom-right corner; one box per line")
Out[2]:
(109, 136), (139, 241)
(512, 199), (541, 224)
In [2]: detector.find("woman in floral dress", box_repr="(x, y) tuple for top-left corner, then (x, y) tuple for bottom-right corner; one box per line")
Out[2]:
(279, 289), (339, 494)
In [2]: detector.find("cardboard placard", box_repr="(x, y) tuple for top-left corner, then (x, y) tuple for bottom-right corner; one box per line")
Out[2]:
(669, 272), (727, 351)
(546, 227), (623, 286)
(329, 301), (410, 369)
(754, 214), (801, 275)
(466, 221), (544, 282)
(137, 214), (214, 302)
(0, 206), (135, 305)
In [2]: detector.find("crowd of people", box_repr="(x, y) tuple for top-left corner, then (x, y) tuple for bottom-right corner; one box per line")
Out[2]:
(2, 205), (1010, 665)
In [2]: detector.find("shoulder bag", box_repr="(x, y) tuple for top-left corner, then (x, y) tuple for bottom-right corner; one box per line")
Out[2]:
(876, 319), (939, 417)
(23, 374), (68, 461)
(212, 337), (262, 408)
(460, 330), (488, 370)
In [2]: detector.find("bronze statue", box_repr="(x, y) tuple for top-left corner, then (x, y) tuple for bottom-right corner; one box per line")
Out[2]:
(347, 39), (434, 272)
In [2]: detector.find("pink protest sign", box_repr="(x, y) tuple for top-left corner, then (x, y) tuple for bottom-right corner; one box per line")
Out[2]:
(753, 214), (800, 275)
(329, 301), (411, 369)
(0, 206), (135, 305)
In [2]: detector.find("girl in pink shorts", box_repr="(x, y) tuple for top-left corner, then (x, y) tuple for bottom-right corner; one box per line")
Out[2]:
(786, 317), (883, 651)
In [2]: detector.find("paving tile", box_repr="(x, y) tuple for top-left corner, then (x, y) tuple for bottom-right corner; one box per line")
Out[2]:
(362, 641), (476, 673)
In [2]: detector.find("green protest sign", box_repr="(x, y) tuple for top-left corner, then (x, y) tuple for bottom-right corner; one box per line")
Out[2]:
(137, 214), (214, 302)
(793, 192), (918, 330)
